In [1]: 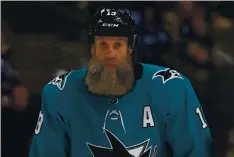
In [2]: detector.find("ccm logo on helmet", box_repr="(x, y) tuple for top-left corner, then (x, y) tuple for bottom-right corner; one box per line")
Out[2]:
(102, 23), (119, 27)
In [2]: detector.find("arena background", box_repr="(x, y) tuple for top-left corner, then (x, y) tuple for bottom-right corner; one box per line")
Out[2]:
(1, 1), (234, 157)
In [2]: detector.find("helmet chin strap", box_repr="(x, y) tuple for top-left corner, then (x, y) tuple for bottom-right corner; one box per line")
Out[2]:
(131, 35), (137, 50)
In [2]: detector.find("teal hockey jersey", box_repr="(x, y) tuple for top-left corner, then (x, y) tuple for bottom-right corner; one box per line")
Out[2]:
(29, 64), (212, 157)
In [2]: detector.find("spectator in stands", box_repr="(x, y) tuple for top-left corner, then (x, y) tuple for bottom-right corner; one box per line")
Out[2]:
(207, 4), (234, 156)
(139, 4), (171, 65)
(1, 33), (32, 157)
(1, 34), (29, 110)
(163, 1), (195, 42)
(162, 1), (213, 95)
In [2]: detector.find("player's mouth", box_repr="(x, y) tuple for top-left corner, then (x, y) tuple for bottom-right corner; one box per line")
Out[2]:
(103, 64), (116, 68)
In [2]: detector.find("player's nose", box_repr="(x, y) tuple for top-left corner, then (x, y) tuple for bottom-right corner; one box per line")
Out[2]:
(105, 47), (116, 59)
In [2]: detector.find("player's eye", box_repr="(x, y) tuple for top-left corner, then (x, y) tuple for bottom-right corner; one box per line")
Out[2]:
(114, 42), (122, 49)
(99, 41), (108, 48)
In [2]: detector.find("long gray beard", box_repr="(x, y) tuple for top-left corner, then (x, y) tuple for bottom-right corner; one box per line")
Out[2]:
(85, 59), (135, 96)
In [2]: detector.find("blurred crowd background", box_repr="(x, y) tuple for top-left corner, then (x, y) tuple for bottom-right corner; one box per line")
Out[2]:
(1, 1), (234, 157)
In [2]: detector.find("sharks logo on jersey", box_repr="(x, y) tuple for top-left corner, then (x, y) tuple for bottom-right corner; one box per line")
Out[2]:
(87, 129), (154, 157)
(49, 72), (71, 90)
(152, 68), (183, 84)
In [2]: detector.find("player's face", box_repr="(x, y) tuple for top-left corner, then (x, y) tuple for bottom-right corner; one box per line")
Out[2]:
(93, 36), (130, 68)
(85, 36), (135, 96)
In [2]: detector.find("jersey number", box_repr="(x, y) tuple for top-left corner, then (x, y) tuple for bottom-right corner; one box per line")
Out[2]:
(35, 111), (43, 134)
(196, 107), (207, 129)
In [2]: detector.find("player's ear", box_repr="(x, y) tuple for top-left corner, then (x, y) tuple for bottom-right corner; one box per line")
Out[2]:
(90, 44), (95, 57)
(128, 47), (133, 55)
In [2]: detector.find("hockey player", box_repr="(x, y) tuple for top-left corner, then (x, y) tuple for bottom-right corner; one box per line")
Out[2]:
(29, 7), (212, 157)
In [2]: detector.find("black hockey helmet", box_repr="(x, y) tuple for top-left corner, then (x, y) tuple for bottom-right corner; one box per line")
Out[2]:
(88, 7), (138, 49)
